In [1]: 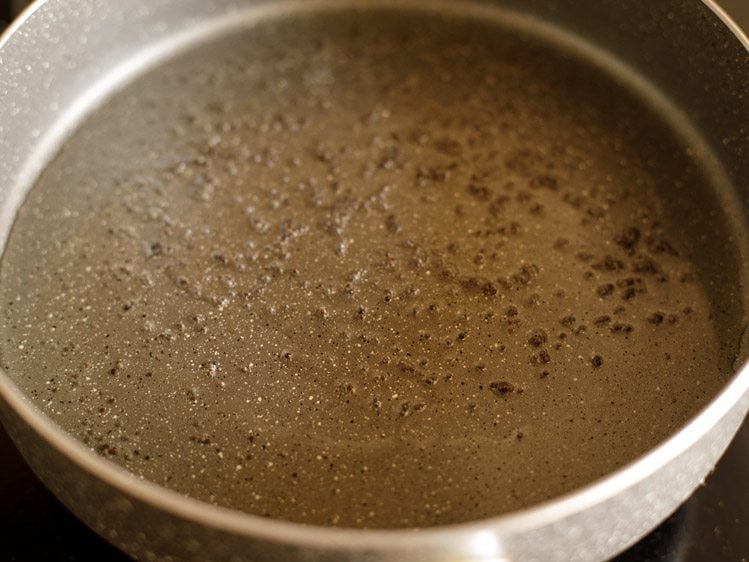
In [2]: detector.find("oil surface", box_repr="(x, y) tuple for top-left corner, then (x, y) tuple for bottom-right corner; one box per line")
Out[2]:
(0, 6), (745, 528)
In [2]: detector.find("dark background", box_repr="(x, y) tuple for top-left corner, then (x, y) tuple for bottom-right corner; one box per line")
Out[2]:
(1, 1), (748, 561)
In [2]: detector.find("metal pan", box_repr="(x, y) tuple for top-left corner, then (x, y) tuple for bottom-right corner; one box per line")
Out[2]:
(0, 1), (747, 560)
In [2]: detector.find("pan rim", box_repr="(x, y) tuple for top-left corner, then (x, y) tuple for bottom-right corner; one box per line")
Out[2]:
(1, 355), (748, 548)
(0, 0), (747, 551)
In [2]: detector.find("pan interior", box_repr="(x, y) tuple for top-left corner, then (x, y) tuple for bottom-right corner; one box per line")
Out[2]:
(0, 2), (747, 528)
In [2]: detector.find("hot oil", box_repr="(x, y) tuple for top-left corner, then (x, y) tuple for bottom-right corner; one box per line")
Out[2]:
(0, 5), (745, 528)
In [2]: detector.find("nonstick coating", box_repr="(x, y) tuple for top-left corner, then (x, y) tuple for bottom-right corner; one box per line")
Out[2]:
(0, 1), (747, 560)
(1, 4), (747, 530)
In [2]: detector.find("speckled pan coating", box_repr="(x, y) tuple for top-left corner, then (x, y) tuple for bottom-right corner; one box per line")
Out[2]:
(0, 1), (747, 561)
(0, 7), (745, 529)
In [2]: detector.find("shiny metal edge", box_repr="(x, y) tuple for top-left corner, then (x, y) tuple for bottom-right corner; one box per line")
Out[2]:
(0, 0), (44, 47)
(702, 0), (749, 50)
(0, 0), (747, 552)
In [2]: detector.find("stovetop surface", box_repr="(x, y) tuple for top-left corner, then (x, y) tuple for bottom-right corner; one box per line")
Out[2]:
(1, 1), (748, 560)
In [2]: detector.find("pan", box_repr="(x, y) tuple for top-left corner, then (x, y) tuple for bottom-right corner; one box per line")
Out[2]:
(0, 0), (747, 560)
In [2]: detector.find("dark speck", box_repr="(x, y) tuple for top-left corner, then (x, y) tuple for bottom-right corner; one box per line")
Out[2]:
(490, 381), (515, 396)
(614, 227), (640, 255)
(648, 312), (665, 325)
(597, 283), (615, 297)
(592, 255), (625, 271)
(611, 322), (633, 334)
(528, 329), (547, 347)
(593, 315), (611, 327)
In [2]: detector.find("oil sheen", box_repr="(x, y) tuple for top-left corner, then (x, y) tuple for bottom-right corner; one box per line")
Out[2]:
(0, 5), (745, 528)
